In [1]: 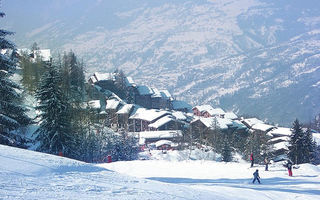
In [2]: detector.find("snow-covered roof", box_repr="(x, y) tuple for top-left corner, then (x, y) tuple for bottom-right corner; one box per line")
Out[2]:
(116, 104), (134, 114)
(172, 111), (187, 121)
(94, 72), (115, 82)
(151, 87), (162, 98)
(193, 117), (233, 130)
(207, 108), (225, 116)
(269, 136), (289, 143)
(129, 108), (170, 122)
(87, 100), (101, 109)
(193, 105), (225, 116)
(137, 86), (154, 95)
(252, 123), (274, 132)
(106, 99), (121, 110)
(273, 141), (289, 151)
(243, 118), (264, 127)
(193, 105), (214, 113)
(148, 116), (175, 129)
(89, 76), (97, 84)
(125, 77), (135, 87)
(225, 112), (238, 120)
(138, 130), (183, 139)
(268, 127), (292, 137)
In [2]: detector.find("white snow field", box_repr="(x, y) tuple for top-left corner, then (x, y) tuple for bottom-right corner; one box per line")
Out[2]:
(1, 145), (319, 200)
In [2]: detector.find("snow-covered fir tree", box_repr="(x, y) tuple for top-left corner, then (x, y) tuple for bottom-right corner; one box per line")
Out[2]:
(0, 12), (30, 147)
(35, 62), (75, 156)
(221, 136), (232, 162)
(288, 119), (315, 164)
(301, 128), (316, 164)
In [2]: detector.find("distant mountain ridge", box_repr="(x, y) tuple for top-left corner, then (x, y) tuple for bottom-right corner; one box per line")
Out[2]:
(2, 0), (320, 126)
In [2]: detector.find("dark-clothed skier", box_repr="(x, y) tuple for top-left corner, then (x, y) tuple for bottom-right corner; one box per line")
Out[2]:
(252, 169), (261, 184)
(250, 153), (254, 167)
(286, 160), (293, 176)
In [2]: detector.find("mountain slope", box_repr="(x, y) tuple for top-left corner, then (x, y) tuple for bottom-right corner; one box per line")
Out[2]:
(2, 0), (320, 125)
(1, 144), (320, 199)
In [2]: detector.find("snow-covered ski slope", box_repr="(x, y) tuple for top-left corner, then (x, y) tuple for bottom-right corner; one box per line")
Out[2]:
(1, 145), (320, 200)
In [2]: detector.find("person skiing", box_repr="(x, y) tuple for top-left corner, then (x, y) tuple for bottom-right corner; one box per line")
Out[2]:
(264, 157), (269, 171)
(250, 153), (254, 168)
(252, 169), (261, 184)
(286, 160), (293, 176)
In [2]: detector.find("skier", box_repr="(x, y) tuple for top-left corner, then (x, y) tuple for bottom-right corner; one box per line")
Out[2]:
(252, 169), (261, 184)
(286, 160), (293, 176)
(250, 153), (254, 168)
(264, 157), (269, 171)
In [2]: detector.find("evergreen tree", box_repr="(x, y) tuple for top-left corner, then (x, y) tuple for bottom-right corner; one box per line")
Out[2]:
(0, 11), (30, 146)
(288, 119), (308, 164)
(301, 128), (316, 163)
(221, 136), (232, 162)
(35, 63), (75, 156)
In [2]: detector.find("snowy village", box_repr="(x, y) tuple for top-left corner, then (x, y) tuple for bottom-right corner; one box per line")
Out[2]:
(1, 0), (320, 199)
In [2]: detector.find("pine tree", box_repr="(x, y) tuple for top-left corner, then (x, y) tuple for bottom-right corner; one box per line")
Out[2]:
(288, 119), (306, 164)
(0, 12), (31, 146)
(221, 136), (232, 162)
(301, 128), (316, 163)
(35, 63), (75, 156)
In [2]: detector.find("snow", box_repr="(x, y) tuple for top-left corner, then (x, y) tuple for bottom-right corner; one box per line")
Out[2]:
(134, 130), (183, 140)
(273, 141), (289, 151)
(194, 117), (233, 130)
(106, 99), (121, 110)
(94, 72), (115, 82)
(313, 133), (320, 145)
(129, 108), (170, 122)
(243, 118), (264, 127)
(155, 140), (174, 147)
(124, 76), (135, 87)
(224, 112), (238, 120)
(1, 144), (320, 200)
(102, 151), (320, 200)
(87, 100), (101, 109)
(251, 123), (274, 132)
(116, 104), (134, 114)
(148, 115), (175, 129)
(194, 104), (214, 113)
(269, 127), (292, 137)
(35, 49), (51, 62)
(137, 85), (154, 95)
(172, 111), (187, 121)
